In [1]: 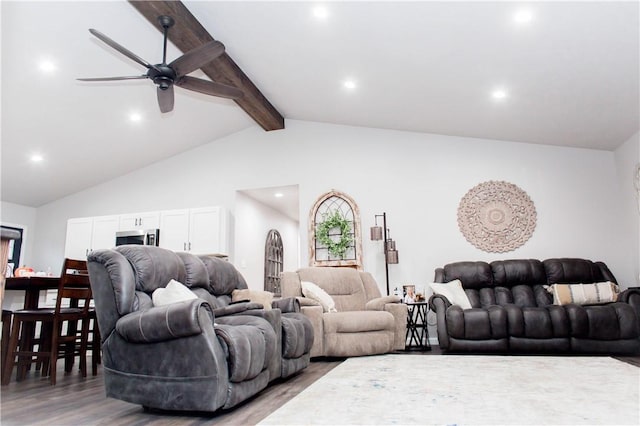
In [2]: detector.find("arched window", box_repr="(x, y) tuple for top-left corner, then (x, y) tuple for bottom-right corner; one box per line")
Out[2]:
(264, 229), (283, 295)
(309, 189), (362, 269)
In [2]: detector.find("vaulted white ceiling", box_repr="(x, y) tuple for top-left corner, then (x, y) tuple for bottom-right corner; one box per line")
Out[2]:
(2, 1), (638, 207)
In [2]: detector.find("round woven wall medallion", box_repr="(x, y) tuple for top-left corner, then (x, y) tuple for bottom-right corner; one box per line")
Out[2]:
(457, 181), (537, 253)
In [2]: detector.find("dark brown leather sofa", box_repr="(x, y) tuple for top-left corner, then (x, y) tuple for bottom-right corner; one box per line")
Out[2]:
(429, 258), (640, 354)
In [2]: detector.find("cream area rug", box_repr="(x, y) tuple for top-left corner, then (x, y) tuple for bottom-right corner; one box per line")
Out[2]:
(259, 355), (640, 425)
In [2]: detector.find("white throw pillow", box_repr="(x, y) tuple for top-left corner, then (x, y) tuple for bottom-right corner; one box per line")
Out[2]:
(428, 280), (472, 309)
(301, 280), (337, 313)
(152, 279), (198, 306)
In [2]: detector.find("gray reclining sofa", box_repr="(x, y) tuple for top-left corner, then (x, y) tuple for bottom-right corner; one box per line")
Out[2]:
(87, 245), (313, 412)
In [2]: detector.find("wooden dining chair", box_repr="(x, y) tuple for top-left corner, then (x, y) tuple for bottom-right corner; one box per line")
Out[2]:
(2, 259), (92, 385)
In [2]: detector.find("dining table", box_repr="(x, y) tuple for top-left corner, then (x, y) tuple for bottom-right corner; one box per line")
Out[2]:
(5, 276), (61, 310)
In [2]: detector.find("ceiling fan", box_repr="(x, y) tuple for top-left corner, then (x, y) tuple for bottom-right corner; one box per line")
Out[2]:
(78, 15), (243, 113)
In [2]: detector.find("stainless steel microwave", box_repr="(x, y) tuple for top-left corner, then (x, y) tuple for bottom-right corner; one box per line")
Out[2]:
(115, 229), (160, 247)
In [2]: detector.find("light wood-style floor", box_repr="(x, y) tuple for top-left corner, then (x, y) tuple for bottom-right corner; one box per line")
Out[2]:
(0, 355), (345, 426)
(1, 347), (638, 426)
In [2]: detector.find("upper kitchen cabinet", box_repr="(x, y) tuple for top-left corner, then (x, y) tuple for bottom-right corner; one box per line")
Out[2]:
(64, 215), (119, 260)
(159, 207), (228, 255)
(119, 211), (160, 231)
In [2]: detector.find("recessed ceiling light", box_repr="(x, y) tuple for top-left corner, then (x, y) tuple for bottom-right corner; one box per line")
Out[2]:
(38, 60), (57, 73)
(491, 89), (508, 100)
(129, 112), (142, 122)
(274, 192), (284, 198)
(513, 9), (534, 24)
(30, 154), (44, 163)
(343, 80), (357, 90)
(312, 6), (329, 20)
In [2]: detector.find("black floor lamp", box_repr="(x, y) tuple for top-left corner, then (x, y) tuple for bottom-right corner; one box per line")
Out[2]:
(370, 212), (399, 296)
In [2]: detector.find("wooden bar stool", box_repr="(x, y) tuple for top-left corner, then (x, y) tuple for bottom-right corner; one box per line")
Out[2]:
(2, 259), (92, 385)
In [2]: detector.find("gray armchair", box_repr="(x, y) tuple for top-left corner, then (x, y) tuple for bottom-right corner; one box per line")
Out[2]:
(87, 246), (277, 412)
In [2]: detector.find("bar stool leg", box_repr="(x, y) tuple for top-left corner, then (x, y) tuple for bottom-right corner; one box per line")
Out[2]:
(2, 318), (21, 385)
(1, 310), (12, 383)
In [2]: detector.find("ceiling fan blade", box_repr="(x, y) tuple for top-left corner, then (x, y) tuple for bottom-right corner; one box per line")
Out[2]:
(169, 41), (225, 77)
(176, 76), (243, 100)
(89, 29), (160, 72)
(77, 75), (148, 82)
(157, 86), (175, 113)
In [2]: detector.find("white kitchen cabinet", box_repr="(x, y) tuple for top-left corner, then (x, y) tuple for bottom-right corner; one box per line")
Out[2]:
(64, 215), (119, 260)
(189, 207), (226, 254)
(119, 211), (160, 231)
(158, 209), (190, 252)
(159, 207), (227, 255)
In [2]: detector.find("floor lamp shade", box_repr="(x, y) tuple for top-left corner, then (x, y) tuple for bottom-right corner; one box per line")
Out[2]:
(386, 250), (399, 264)
(370, 226), (383, 241)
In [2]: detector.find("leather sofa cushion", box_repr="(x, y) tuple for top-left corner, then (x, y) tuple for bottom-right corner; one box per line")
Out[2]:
(199, 255), (249, 296)
(445, 305), (507, 339)
(442, 261), (493, 290)
(281, 313), (314, 358)
(505, 305), (569, 338)
(116, 245), (186, 294)
(491, 259), (546, 288)
(466, 284), (552, 309)
(323, 311), (394, 334)
(543, 258), (613, 284)
(566, 303), (640, 340)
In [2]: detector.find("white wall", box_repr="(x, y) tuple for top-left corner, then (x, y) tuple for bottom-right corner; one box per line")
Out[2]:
(234, 192), (299, 290)
(29, 120), (635, 295)
(614, 131), (640, 286)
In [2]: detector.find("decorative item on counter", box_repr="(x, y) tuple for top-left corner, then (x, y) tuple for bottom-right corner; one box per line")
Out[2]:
(402, 284), (416, 303)
(14, 266), (34, 277)
(393, 286), (402, 299)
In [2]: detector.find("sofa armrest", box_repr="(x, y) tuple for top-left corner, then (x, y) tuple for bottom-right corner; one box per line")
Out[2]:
(115, 298), (213, 343)
(618, 288), (640, 320)
(428, 294), (451, 349)
(272, 297), (300, 313)
(383, 302), (408, 350)
(365, 295), (402, 311)
(429, 293), (452, 311)
(297, 296), (322, 308)
(618, 288), (640, 304)
(301, 305), (324, 357)
(213, 301), (263, 317)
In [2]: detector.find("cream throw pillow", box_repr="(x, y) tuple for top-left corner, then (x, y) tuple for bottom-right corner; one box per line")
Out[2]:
(152, 279), (198, 306)
(550, 282), (619, 306)
(301, 280), (337, 313)
(428, 280), (472, 309)
(231, 289), (273, 310)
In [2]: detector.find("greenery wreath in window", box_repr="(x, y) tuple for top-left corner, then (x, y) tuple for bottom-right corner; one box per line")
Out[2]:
(316, 211), (353, 258)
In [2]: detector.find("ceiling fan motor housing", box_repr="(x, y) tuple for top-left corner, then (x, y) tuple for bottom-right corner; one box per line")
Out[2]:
(148, 65), (176, 89)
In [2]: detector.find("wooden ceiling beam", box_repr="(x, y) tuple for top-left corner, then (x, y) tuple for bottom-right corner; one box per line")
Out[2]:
(128, 0), (284, 131)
